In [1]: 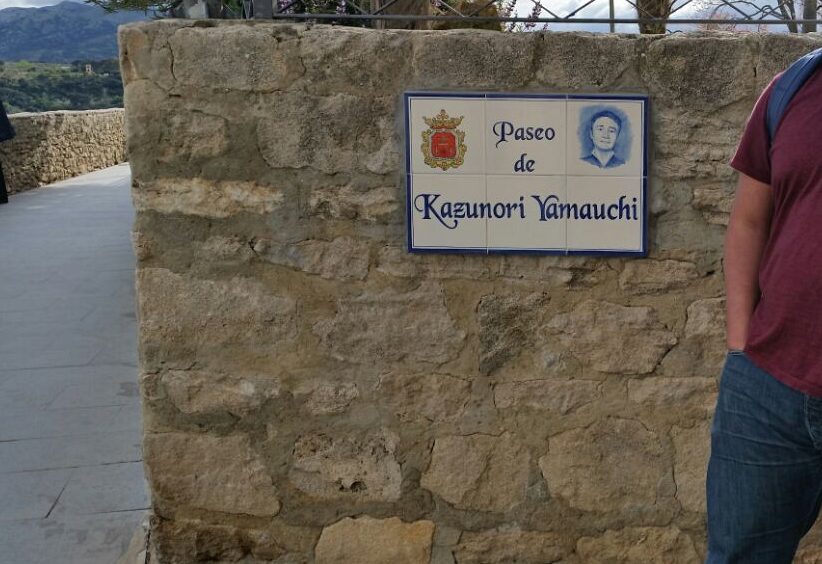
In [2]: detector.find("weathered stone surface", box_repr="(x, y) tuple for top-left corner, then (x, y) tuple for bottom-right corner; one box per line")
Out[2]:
(256, 92), (373, 174)
(144, 432), (280, 516)
(478, 292), (550, 375)
(422, 433), (529, 513)
(289, 429), (402, 501)
(167, 24), (305, 92)
(539, 418), (671, 513)
(150, 516), (318, 563)
(676, 297), (727, 375)
(315, 516), (435, 564)
(376, 372), (470, 423)
(672, 422), (711, 513)
(307, 184), (400, 224)
(0, 110), (125, 195)
(627, 377), (716, 413)
(295, 27), (413, 97)
(137, 268), (297, 368)
(576, 526), (701, 563)
(313, 281), (466, 366)
(376, 247), (493, 280)
(642, 34), (756, 112)
(548, 301), (677, 374)
(618, 260), (700, 294)
(684, 297), (725, 340)
(410, 30), (539, 89)
(293, 379), (359, 415)
(454, 527), (568, 564)
(494, 379), (600, 414)
(537, 33), (638, 89)
(161, 370), (282, 417)
(693, 184), (733, 226)
(259, 236), (371, 281)
(133, 177), (286, 218)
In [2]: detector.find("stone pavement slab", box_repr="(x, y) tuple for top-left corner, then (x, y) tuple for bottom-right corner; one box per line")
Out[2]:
(0, 164), (148, 563)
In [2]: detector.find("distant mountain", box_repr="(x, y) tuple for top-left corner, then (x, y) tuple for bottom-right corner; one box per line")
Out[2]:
(0, 2), (149, 62)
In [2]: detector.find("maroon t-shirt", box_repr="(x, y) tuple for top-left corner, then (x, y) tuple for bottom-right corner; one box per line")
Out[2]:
(730, 70), (822, 397)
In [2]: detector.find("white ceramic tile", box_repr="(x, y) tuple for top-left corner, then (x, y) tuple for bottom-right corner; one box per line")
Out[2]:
(566, 176), (644, 252)
(487, 175), (566, 251)
(485, 98), (566, 176)
(565, 99), (645, 178)
(408, 96), (486, 175)
(409, 174), (487, 251)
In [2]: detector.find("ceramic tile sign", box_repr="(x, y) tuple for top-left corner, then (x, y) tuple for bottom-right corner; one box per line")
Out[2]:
(403, 92), (648, 255)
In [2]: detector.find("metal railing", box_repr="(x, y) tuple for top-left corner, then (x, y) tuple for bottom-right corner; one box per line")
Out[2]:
(178, 0), (822, 33)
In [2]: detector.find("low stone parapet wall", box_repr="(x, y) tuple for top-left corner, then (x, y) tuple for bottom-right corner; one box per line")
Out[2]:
(0, 109), (126, 194)
(122, 21), (822, 563)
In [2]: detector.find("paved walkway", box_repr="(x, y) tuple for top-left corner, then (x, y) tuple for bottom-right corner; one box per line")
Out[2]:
(0, 164), (147, 564)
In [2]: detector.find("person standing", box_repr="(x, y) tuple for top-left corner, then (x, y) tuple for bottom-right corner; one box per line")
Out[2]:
(706, 64), (822, 561)
(0, 99), (15, 205)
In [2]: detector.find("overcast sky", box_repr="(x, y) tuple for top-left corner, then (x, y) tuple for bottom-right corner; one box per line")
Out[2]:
(0, 0), (79, 9)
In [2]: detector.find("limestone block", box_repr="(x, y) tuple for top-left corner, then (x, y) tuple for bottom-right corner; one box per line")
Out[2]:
(155, 110), (228, 164)
(684, 297), (725, 340)
(194, 235), (256, 263)
(575, 526), (701, 563)
(259, 236), (371, 281)
(539, 418), (670, 513)
(672, 422), (711, 513)
(168, 25), (304, 92)
(376, 247), (493, 280)
(256, 92), (373, 174)
(692, 185), (733, 226)
(755, 34), (822, 91)
(150, 516), (318, 563)
(144, 432), (280, 516)
(161, 370), (282, 418)
(132, 177), (286, 218)
(313, 281), (465, 367)
(477, 292), (550, 375)
(536, 33), (639, 89)
(410, 30), (539, 89)
(293, 380), (359, 415)
(376, 372), (471, 423)
(307, 185), (400, 224)
(421, 433), (530, 513)
(118, 22), (177, 90)
(548, 300), (677, 374)
(137, 268), (297, 368)
(627, 377), (716, 415)
(642, 34), (756, 113)
(296, 27), (413, 97)
(618, 260), (699, 294)
(494, 379), (600, 414)
(314, 516), (435, 564)
(454, 527), (568, 564)
(289, 429), (402, 501)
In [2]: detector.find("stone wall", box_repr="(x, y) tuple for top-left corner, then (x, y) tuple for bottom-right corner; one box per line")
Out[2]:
(0, 109), (126, 194)
(121, 21), (822, 563)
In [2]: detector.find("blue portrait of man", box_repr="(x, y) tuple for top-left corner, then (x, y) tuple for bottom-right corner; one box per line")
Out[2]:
(578, 106), (631, 169)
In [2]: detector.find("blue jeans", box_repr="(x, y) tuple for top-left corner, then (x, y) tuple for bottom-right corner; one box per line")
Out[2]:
(706, 351), (822, 562)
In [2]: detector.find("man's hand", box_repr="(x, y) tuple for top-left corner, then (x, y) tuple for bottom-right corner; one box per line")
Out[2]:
(724, 172), (774, 351)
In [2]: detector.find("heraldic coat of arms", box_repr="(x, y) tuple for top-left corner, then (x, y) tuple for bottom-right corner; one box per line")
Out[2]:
(421, 109), (467, 171)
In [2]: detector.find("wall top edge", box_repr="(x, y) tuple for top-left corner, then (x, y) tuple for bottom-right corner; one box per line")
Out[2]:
(8, 108), (125, 118)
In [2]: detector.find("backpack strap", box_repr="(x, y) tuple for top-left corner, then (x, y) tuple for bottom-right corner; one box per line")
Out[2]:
(766, 47), (822, 141)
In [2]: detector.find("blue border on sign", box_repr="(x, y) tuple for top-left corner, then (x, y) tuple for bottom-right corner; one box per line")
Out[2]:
(403, 91), (649, 257)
